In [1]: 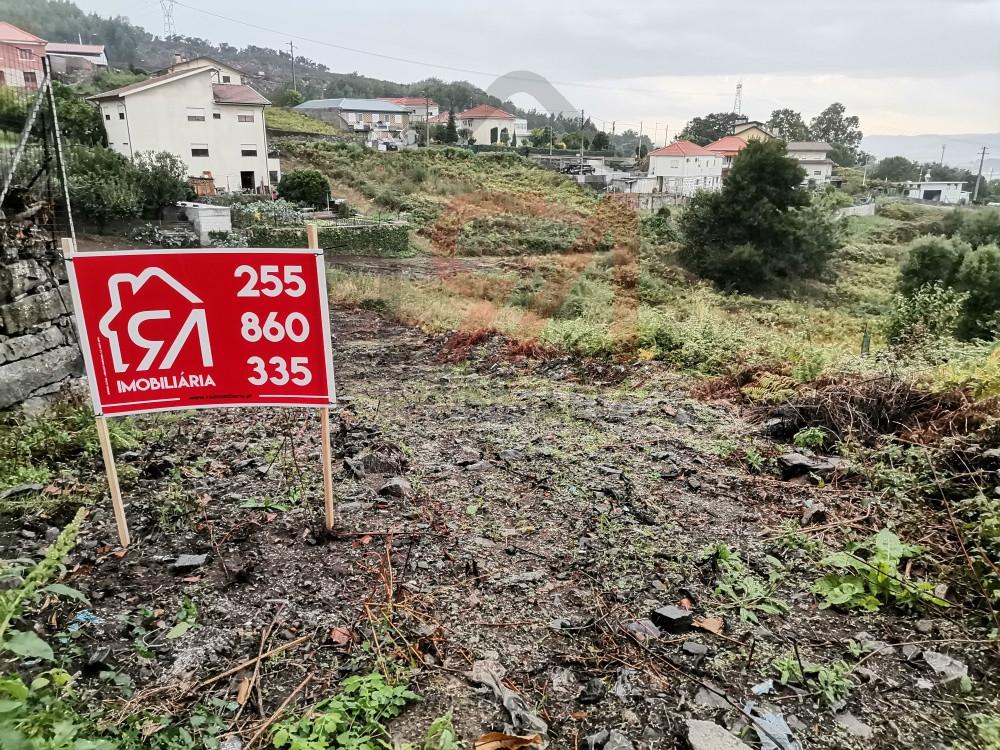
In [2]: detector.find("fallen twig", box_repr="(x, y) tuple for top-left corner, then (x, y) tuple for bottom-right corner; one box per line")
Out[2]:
(196, 634), (311, 691)
(245, 673), (312, 749)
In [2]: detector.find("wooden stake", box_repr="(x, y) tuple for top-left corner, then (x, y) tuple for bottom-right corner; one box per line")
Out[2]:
(95, 416), (130, 548)
(306, 222), (335, 530)
(320, 407), (335, 530)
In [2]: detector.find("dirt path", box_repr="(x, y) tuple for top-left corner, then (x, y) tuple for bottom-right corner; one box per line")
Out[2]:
(16, 305), (996, 749)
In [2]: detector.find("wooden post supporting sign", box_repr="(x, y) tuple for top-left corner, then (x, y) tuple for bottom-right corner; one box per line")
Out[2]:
(307, 223), (336, 530)
(62, 238), (130, 547)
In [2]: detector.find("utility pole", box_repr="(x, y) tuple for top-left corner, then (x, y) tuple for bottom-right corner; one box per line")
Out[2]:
(939, 143), (946, 166)
(973, 146), (988, 202)
(288, 41), (296, 91)
(579, 109), (585, 174)
(637, 121), (643, 159)
(425, 91), (430, 147)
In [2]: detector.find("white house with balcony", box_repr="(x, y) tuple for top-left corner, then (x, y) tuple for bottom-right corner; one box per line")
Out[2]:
(903, 177), (969, 204)
(89, 63), (278, 193)
(377, 96), (439, 122)
(786, 141), (834, 186)
(295, 98), (410, 146)
(647, 140), (723, 196)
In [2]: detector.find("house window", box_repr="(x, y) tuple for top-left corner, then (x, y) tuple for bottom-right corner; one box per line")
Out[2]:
(118, 112), (125, 120)
(23, 72), (38, 90)
(105, 113), (111, 120)
(238, 114), (255, 123)
(814, 170), (821, 175)
(222, 75), (231, 83)
(191, 143), (210, 157)
(187, 107), (206, 121)
(269, 170), (279, 183)
(17, 48), (32, 60)
(241, 145), (258, 157)
(213, 112), (221, 120)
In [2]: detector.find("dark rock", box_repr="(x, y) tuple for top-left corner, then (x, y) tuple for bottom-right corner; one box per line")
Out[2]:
(835, 712), (874, 739)
(650, 604), (692, 633)
(499, 449), (524, 461)
(453, 445), (480, 466)
(377, 477), (411, 499)
(44, 526), (59, 542)
(674, 408), (696, 425)
(18, 529), (37, 540)
(686, 476), (702, 491)
(760, 416), (797, 440)
(623, 619), (660, 641)
(0, 483), (43, 500)
(82, 647), (112, 677)
(777, 452), (848, 480)
(660, 464), (682, 479)
(801, 502), (827, 525)
(682, 641), (709, 655)
(343, 456), (365, 479)
(142, 456), (177, 479)
(578, 677), (606, 704)
(171, 554), (208, 572)
(0, 286), (71, 334)
(915, 619), (936, 635)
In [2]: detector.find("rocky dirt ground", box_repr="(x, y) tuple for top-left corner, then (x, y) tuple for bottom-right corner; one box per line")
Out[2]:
(6, 304), (999, 749)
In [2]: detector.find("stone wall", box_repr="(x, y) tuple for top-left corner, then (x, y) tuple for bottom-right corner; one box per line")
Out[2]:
(0, 250), (83, 411)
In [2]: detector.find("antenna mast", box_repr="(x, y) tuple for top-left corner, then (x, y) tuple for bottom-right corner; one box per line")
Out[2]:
(733, 79), (743, 115)
(160, 0), (176, 36)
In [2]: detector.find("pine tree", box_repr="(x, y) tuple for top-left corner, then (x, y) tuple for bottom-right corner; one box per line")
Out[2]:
(445, 108), (458, 144)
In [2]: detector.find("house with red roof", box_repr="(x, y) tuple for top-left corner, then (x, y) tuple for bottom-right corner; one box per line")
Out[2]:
(0, 22), (46, 91)
(46, 42), (108, 77)
(89, 58), (278, 194)
(456, 104), (519, 145)
(705, 134), (749, 178)
(647, 140), (723, 196)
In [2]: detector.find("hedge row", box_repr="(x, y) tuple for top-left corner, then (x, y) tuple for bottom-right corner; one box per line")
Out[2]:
(244, 223), (411, 256)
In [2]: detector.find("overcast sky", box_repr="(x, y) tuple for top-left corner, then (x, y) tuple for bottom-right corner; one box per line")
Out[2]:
(77, 0), (1000, 139)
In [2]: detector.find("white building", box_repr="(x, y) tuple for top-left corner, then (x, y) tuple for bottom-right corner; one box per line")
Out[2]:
(457, 104), (517, 145)
(90, 63), (279, 193)
(786, 141), (834, 187)
(295, 98), (410, 147)
(647, 140), (723, 196)
(903, 178), (969, 205)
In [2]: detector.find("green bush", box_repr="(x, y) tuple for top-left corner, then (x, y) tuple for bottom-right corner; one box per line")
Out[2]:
(885, 282), (968, 345)
(229, 198), (303, 229)
(678, 140), (839, 290)
(897, 235), (969, 294)
(955, 243), (1000, 340)
(244, 223), (410, 256)
(638, 308), (742, 374)
(956, 208), (1000, 249)
(66, 145), (189, 227)
(278, 168), (330, 207)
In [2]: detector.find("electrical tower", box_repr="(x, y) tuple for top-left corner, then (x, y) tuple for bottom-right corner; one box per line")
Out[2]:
(733, 79), (743, 115)
(160, 0), (176, 37)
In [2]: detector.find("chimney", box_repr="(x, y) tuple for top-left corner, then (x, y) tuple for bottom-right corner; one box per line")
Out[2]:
(173, 52), (183, 66)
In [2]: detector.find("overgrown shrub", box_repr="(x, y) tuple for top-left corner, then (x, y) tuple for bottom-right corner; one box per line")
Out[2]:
(277, 168), (330, 207)
(638, 308), (743, 374)
(66, 145), (189, 227)
(678, 140), (839, 290)
(885, 282), (967, 345)
(229, 198), (303, 228)
(955, 243), (1000, 340)
(955, 208), (1000, 249)
(897, 235), (969, 294)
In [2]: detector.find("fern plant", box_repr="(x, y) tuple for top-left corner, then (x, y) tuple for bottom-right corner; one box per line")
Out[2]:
(741, 372), (796, 405)
(0, 508), (88, 661)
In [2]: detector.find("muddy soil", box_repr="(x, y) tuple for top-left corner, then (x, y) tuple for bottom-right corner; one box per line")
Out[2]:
(6, 305), (997, 749)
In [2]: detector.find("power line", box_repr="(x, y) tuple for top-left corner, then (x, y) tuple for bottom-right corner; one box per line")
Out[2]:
(167, 0), (730, 99)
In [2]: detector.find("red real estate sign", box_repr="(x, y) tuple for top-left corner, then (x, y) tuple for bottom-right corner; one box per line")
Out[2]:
(66, 249), (336, 416)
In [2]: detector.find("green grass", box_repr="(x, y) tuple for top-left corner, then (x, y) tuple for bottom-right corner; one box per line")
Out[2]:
(266, 107), (341, 136)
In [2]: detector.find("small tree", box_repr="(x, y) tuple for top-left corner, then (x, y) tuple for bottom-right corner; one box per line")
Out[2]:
(283, 89), (305, 107)
(445, 108), (458, 144)
(51, 82), (105, 145)
(278, 169), (330, 207)
(499, 127), (509, 145)
(874, 156), (919, 182)
(133, 151), (189, 216)
(956, 208), (1000, 249)
(66, 145), (142, 229)
(678, 139), (837, 290)
(897, 236), (968, 294)
(591, 131), (610, 151)
(955, 243), (1000, 340)
(885, 282), (967, 345)
(510, 131), (517, 148)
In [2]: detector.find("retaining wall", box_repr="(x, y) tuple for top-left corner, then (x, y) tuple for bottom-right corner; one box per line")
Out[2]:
(0, 249), (83, 411)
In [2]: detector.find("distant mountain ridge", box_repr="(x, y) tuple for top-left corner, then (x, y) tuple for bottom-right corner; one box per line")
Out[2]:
(862, 133), (1000, 174)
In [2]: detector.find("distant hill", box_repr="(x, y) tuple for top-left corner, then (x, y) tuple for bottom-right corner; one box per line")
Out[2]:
(0, 0), (582, 131)
(862, 133), (1000, 174)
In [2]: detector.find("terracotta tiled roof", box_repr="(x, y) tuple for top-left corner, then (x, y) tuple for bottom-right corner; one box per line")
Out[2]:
(213, 84), (270, 105)
(704, 135), (748, 156)
(378, 96), (438, 107)
(0, 22), (46, 45)
(648, 140), (715, 157)
(427, 112), (450, 124)
(457, 104), (515, 119)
